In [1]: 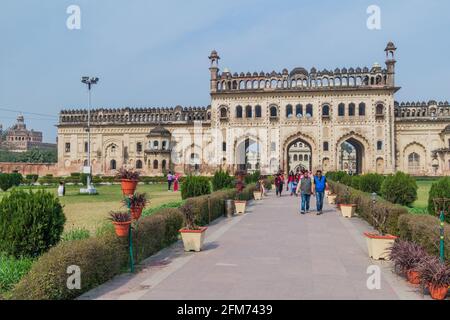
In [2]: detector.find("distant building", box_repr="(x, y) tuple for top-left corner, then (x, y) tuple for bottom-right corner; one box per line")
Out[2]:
(0, 115), (56, 152)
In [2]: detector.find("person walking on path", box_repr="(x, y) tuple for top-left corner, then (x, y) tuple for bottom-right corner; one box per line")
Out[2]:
(173, 173), (180, 192)
(167, 171), (174, 191)
(296, 170), (313, 214)
(313, 170), (328, 215)
(288, 171), (295, 195)
(57, 181), (65, 197)
(275, 173), (284, 197)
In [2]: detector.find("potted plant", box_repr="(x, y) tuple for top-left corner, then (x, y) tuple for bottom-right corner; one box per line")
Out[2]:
(109, 211), (132, 237)
(364, 206), (398, 260)
(418, 256), (450, 300)
(125, 192), (148, 220)
(339, 188), (356, 218)
(234, 171), (247, 214)
(117, 167), (140, 196)
(389, 240), (427, 285)
(179, 204), (207, 252)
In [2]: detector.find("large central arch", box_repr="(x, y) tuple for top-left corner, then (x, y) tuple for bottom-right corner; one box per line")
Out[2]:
(283, 133), (316, 173)
(287, 139), (312, 172)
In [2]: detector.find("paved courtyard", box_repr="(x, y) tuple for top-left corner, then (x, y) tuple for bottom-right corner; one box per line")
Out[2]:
(80, 190), (424, 300)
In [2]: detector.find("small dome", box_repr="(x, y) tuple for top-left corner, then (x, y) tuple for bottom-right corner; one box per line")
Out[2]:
(148, 125), (171, 137)
(290, 67), (309, 77)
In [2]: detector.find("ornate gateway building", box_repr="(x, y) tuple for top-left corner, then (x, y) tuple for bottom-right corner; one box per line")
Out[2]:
(57, 42), (450, 177)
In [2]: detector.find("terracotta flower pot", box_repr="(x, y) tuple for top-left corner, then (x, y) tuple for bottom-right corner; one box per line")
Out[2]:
(406, 270), (421, 285)
(429, 284), (449, 300)
(179, 227), (208, 252)
(130, 206), (144, 220)
(113, 221), (132, 237)
(364, 233), (398, 260)
(121, 179), (138, 196)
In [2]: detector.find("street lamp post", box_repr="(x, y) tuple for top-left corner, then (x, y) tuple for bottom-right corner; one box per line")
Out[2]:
(81, 76), (99, 194)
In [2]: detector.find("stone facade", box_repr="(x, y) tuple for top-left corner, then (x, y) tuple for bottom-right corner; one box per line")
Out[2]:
(56, 42), (450, 177)
(0, 115), (56, 152)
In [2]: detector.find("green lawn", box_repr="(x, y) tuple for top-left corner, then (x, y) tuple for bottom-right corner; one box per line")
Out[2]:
(0, 183), (181, 234)
(412, 179), (437, 210)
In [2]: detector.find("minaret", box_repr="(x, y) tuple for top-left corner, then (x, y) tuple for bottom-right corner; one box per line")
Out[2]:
(209, 50), (220, 93)
(385, 42), (397, 87)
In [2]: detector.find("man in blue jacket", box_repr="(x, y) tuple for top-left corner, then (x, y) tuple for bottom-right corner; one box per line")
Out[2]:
(313, 170), (328, 215)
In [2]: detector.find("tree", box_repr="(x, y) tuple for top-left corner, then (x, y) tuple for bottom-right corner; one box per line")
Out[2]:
(380, 172), (418, 206)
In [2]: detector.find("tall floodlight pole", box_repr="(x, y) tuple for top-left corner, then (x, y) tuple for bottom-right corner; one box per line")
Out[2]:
(81, 76), (99, 194)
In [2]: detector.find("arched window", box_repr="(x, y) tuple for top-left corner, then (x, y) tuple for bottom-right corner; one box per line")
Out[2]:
(161, 160), (167, 169)
(286, 104), (293, 118)
(306, 104), (313, 117)
(245, 105), (252, 118)
(255, 105), (262, 118)
(408, 153), (420, 171)
(359, 103), (366, 116)
(349, 103), (355, 116)
(136, 160), (143, 169)
(236, 105), (243, 118)
(153, 141), (159, 149)
(153, 160), (159, 169)
(136, 142), (142, 153)
(294, 154), (298, 161)
(110, 159), (117, 170)
(322, 105), (330, 117)
(376, 104), (385, 115)
(220, 107), (227, 118)
(304, 154), (309, 161)
(270, 106), (278, 117)
(323, 141), (329, 151)
(83, 159), (88, 166)
(296, 104), (303, 117)
(338, 103), (345, 116)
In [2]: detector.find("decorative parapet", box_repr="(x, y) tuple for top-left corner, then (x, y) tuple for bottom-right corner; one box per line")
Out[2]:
(58, 105), (211, 126)
(394, 101), (450, 120)
(212, 64), (390, 93)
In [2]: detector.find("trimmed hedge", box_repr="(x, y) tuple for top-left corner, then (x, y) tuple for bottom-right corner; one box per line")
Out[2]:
(329, 181), (407, 235)
(182, 189), (236, 226)
(398, 214), (450, 261)
(180, 175), (211, 200)
(11, 208), (183, 300)
(380, 172), (417, 206)
(10, 185), (248, 300)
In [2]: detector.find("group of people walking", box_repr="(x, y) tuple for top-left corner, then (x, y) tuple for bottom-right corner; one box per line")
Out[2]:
(274, 169), (328, 215)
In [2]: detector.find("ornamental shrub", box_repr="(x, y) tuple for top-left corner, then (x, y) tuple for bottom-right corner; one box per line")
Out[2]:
(427, 177), (450, 223)
(380, 172), (417, 206)
(0, 189), (66, 258)
(211, 170), (234, 191)
(181, 175), (211, 200)
(0, 174), (13, 191)
(359, 173), (385, 194)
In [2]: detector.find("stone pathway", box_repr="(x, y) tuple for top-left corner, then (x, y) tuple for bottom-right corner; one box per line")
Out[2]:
(79, 190), (425, 300)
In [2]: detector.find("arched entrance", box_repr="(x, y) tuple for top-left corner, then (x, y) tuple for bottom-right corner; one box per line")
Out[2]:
(287, 139), (312, 173)
(235, 137), (261, 173)
(339, 138), (365, 174)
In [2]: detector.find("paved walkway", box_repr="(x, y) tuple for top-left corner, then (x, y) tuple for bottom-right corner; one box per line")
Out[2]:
(80, 190), (424, 300)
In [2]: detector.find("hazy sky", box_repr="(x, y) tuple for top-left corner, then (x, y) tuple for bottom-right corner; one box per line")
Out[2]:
(1, 0), (449, 142)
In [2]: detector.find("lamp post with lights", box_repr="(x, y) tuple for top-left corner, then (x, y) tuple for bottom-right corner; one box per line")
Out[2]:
(81, 76), (99, 194)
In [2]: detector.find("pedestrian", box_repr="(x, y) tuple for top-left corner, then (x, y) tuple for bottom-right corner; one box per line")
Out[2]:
(288, 171), (294, 195)
(257, 176), (265, 197)
(313, 170), (328, 215)
(275, 173), (284, 197)
(173, 173), (180, 192)
(167, 171), (173, 191)
(57, 181), (65, 197)
(296, 169), (313, 214)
